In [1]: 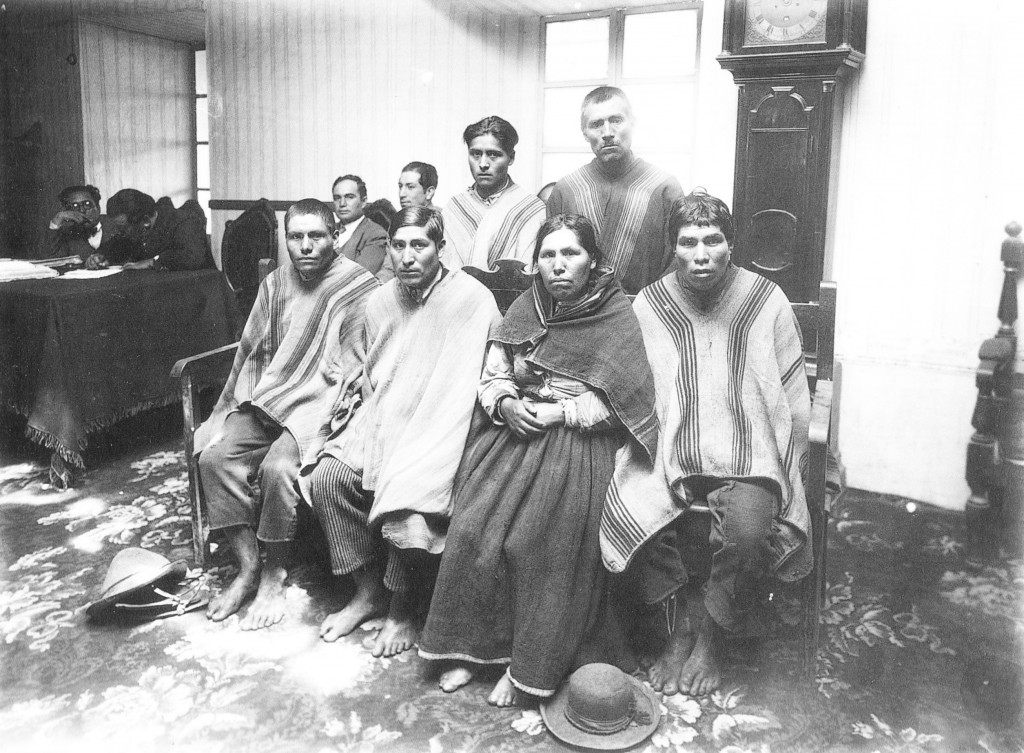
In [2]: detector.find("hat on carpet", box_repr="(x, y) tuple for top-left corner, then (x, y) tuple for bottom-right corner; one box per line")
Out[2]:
(540, 663), (660, 750)
(86, 547), (206, 622)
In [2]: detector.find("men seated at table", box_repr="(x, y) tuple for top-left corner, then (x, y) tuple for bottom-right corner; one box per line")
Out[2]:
(98, 189), (214, 271)
(44, 184), (112, 268)
(442, 116), (546, 270)
(398, 161), (437, 209)
(193, 199), (378, 630)
(546, 86), (684, 294)
(308, 205), (500, 657)
(332, 174), (394, 282)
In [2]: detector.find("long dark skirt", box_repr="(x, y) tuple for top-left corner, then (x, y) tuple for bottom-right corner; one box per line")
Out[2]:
(419, 420), (620, 697)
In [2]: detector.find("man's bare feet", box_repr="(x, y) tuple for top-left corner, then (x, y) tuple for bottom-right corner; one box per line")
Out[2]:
(646, 593), (694, 695)
(239, 563), (288, 630)
(438, 662), (474, 693)
(487, 669), (518, 707)
(207, 525), (261, 622)
(678, 611), (724, 696)
(207, 566), (259, 622)
(320, 569), (389, 642)
(372, 590), (417, 658)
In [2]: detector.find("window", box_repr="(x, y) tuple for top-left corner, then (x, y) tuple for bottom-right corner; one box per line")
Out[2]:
(195, 49), (210, 232)
(541, 4), (702, 188)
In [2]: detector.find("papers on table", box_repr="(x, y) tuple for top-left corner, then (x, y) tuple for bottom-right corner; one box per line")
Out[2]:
(0, 259), (59, 282)
(58, 267), (123, 279)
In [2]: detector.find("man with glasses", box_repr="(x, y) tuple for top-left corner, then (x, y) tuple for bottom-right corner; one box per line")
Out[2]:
(101, 188), (213, 271)
(44, 185), (112, 268)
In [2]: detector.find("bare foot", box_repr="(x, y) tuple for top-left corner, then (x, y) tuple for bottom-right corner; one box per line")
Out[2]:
(320, 570), (389, 642)
(645, 593), (694, 695)
(239, 563), (288, 630)
(487, 669), (518, 707)
(648, 621), (695, 695)
(372, 591), (417, 658)
(439, 663), (474, 693)
(207, 567), (259, 622)
(207, 525), (261, 622)
(678, 612), (724, 696)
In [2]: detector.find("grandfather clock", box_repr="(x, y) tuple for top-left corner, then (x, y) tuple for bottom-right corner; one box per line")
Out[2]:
(718, 0), (868, 302)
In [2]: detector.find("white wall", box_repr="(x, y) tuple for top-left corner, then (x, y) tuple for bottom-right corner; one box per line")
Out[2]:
(78, 20), (195, 207)
(829, 0), (1024, 507)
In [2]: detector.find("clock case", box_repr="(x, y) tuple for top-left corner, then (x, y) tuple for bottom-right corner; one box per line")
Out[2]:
(718, 0), (867, 302)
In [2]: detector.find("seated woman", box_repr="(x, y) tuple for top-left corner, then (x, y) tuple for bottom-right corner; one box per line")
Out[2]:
(599, 190), (812, 696)
(418, 213), (657, 706)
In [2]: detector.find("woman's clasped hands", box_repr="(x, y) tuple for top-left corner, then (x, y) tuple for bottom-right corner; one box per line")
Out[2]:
(497, 396), (564, 438)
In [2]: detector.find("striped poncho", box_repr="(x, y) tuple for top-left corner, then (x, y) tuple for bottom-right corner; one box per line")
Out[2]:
(194, 256), (377, 465)
(546, 156), (683, 295)
(319, 269), (501, 552)
(442, 180), (546, 270)
(600, 267), (813, 581)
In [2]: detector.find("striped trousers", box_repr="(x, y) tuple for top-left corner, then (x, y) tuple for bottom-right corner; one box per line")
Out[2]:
(308, 456), (410, 593)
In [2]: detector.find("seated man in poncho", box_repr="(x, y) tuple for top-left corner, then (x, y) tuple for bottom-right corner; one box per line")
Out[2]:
(308, 206), (501, 657)
(195, 199), (378, 630)
(600, 190), (812, 695)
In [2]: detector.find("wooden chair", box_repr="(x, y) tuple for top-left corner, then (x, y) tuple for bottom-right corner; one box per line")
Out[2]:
(463, 260), (841, 679)
(169, 257), (275, 568)
(220, 198), (278, 319)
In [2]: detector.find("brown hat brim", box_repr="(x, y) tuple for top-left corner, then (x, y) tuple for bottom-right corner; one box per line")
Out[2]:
(540, 674), (660, 751)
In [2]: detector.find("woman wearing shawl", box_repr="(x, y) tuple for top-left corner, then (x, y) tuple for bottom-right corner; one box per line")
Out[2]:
(419, 214), (657, 706)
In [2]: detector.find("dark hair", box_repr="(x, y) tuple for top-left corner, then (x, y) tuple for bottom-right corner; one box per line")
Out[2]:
(580, 86), (633, 129)
(364, 198), (397, 231)
(400, 161), (438, 191)
(668, 189), (736, 246)
(285, 198), (338, 234)
(332, 174), (367, 201)
(388, 205), (445, 247)
(532, 213), (603, 270)
(106, 189), (156, 224)
(59, 184), (101, 207)
(462, 115), (519, 155)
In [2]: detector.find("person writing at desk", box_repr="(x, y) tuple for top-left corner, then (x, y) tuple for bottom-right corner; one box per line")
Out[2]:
(44, 184), (111, 269)
(97, 188), (213, 270)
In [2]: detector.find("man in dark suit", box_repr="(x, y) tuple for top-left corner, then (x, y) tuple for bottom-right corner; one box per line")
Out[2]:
(44, 185), (112, 267)
(102, 189), (214, 271)
(332, 174), (393, 282)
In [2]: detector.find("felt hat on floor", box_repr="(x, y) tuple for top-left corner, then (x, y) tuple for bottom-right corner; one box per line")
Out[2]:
(540, 663), (660, 750)
(86, 547), (206, 622)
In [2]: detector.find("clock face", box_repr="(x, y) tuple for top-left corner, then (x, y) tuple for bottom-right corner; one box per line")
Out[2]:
(744, 0), (828, 45)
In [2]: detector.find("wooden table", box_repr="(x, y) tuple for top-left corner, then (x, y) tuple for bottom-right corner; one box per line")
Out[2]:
(0, 269), (238, 486)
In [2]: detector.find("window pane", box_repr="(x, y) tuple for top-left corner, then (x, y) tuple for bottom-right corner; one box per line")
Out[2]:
(627, 82), (697, 152)
(543, 86), (593, 148)
(623, 10), (698, 78)
(197, 189), (211, 234)
(197, 143), (210, 190)
(542, 152), (591, 188)
(194, 50), (207, 95)
(196, 96), (208, 142)
(638, 150), (691, 193)
(545, 18), (609, 82)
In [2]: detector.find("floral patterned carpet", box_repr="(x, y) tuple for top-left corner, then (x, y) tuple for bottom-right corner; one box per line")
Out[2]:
(1, 411), (1022, 753)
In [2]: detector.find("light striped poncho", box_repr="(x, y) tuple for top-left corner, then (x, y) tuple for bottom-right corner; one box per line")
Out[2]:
(600, 267), (813, 581)
(547, 156), (683, 295)
(319, 269), (501, 553)
(194, 256), (377, 465)
(442, 180), (546, 270)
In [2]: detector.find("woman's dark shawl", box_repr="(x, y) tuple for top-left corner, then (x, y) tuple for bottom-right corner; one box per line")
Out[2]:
(493, 268), (658, 460)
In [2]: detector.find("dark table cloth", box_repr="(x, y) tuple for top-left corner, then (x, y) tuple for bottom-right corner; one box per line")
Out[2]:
(0, 269), (238, 471)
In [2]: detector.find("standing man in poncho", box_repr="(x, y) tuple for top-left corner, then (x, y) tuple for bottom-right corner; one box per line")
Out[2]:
(546, 86), (683, 295)
(308, 206), (501, 658)
(195, 199), (377, 630)
(442, 115), (546, 271)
